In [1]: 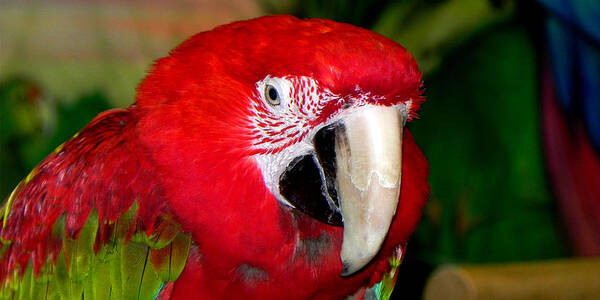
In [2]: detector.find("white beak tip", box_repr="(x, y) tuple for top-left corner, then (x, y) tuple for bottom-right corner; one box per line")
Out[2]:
(340, 251), (374, 276)
(341, 260), (354, 276)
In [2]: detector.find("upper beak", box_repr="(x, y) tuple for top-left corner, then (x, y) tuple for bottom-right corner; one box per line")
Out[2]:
(335, 105), (404, 276)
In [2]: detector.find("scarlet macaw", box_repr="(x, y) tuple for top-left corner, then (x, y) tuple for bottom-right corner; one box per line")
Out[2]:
(0, 15), (428, 299)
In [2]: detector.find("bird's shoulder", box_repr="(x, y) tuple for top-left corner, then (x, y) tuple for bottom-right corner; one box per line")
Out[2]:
(0, 108), (191, 299)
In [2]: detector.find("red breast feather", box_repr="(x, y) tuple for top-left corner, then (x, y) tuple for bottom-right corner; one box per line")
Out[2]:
(135, 15), (427, 299)
(0, 15), (427, 299)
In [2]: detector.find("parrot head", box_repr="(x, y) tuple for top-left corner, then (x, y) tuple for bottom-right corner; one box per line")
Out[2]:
(135, 15), (426, 293)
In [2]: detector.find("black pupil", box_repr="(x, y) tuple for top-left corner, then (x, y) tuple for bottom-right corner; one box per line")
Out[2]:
(268, 86), (279, 101)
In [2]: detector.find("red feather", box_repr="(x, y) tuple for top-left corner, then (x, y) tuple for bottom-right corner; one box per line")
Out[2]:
(167, 130), (427, 299)
(0, 109), (170, 279)
(0, 15), (427, 299)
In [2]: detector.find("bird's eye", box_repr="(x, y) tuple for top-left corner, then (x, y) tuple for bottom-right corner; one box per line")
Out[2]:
(265, 84), (281, 106)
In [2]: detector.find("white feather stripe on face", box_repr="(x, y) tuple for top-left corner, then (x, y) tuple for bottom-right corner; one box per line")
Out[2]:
(249, 76), (340, 152)
(250, 75), (412, 207)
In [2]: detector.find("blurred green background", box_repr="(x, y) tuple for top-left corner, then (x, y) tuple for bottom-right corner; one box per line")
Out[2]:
(2, 0), (598, 298)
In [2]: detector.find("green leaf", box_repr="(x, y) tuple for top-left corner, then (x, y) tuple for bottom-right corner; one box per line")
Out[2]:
(412, 24), (567, 264)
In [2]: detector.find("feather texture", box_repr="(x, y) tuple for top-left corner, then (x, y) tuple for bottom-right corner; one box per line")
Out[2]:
(0, 109), (191, 299)
(0, 15), (428, 299)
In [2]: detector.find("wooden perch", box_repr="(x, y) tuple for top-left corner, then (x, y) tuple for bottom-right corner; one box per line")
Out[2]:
(424, 258), (600, 300)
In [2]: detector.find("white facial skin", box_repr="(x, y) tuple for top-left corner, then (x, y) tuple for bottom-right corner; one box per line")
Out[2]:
(250, 75), (411, 275)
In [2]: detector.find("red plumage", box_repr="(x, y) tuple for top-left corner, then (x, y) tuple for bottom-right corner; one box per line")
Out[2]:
(0, 15), (428, 299)
(0, 109), (168, 278)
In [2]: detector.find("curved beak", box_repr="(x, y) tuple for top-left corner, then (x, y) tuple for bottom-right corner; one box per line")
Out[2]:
(335, 105), (404, 276)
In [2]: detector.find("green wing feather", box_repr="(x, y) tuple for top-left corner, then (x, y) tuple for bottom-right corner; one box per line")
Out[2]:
(0, 203), (191, 300)
(347, 246), (404, 300)
(0, 110), (191, 300)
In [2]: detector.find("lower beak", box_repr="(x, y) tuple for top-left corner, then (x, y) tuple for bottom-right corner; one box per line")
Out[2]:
(335, 105), (404, 276)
